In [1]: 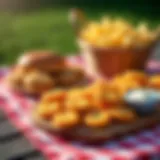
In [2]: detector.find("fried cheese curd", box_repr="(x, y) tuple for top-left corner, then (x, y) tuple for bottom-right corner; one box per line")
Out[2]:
(111, 71), (149, 96)
(148, 75), (160, 89)
(37, 71), (160, 129)
(37, 79), (137, 129)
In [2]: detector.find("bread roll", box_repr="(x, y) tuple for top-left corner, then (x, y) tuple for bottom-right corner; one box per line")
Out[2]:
(17, 50), (65, 72)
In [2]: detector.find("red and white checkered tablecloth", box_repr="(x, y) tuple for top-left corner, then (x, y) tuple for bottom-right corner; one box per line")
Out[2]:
(0, 56), (160, 160)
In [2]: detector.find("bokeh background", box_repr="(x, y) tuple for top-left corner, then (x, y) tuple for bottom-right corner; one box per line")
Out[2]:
(0, 0), (159, 64)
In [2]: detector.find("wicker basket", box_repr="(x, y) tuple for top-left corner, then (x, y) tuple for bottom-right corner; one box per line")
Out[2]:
(78, 40), (158, 78)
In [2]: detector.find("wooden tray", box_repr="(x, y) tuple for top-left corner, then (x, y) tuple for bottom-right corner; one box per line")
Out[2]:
(33, 107), (160, 143)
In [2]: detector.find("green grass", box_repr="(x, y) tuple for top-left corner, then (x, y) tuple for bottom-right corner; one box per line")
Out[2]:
(0, 7), (159, 65)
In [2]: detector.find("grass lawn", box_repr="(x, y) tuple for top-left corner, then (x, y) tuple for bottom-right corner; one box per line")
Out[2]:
(0, 7), (159, 65)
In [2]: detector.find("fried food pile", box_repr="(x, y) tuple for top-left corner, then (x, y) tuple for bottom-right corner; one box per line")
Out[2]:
(80, 18), (159, 48)
(36, 71), (160, 129)
(7, 51), (84, 94)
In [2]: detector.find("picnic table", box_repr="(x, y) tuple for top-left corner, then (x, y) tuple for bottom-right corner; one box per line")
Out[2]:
(0, 111), (44, 160)
(0, 45), (160, 160)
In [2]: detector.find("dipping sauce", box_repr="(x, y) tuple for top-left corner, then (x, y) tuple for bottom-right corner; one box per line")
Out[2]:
(124, 89), (160, 115)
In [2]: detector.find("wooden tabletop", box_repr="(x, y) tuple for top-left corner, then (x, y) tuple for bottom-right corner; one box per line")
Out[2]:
(0, 110), (44, 160)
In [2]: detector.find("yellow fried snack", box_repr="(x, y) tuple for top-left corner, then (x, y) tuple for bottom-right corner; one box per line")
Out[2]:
(80, 18), (159, 48)
(37, 71), (151, 129)
(37, 102), (61, 120)
(109, 108), (136, 123)
(148, 75), (160, 89)
(90, 80), (107, 109)
(67, 88), (84, 99)
(111, 71), (148, 96)
(42, 89), (66, 102)
(65, 88), (93, 111)
(122, 71), (148, 86)
(104, 84), (123, 107)
(84, 111), (111, 128)
(136, 23), (158, 47)
(66, 97), (92, 112)
(52, 111), (80, 129)
(111, 80), (140, 96)
(37, 104), (53, 120)
(119, 81), (141, 96)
